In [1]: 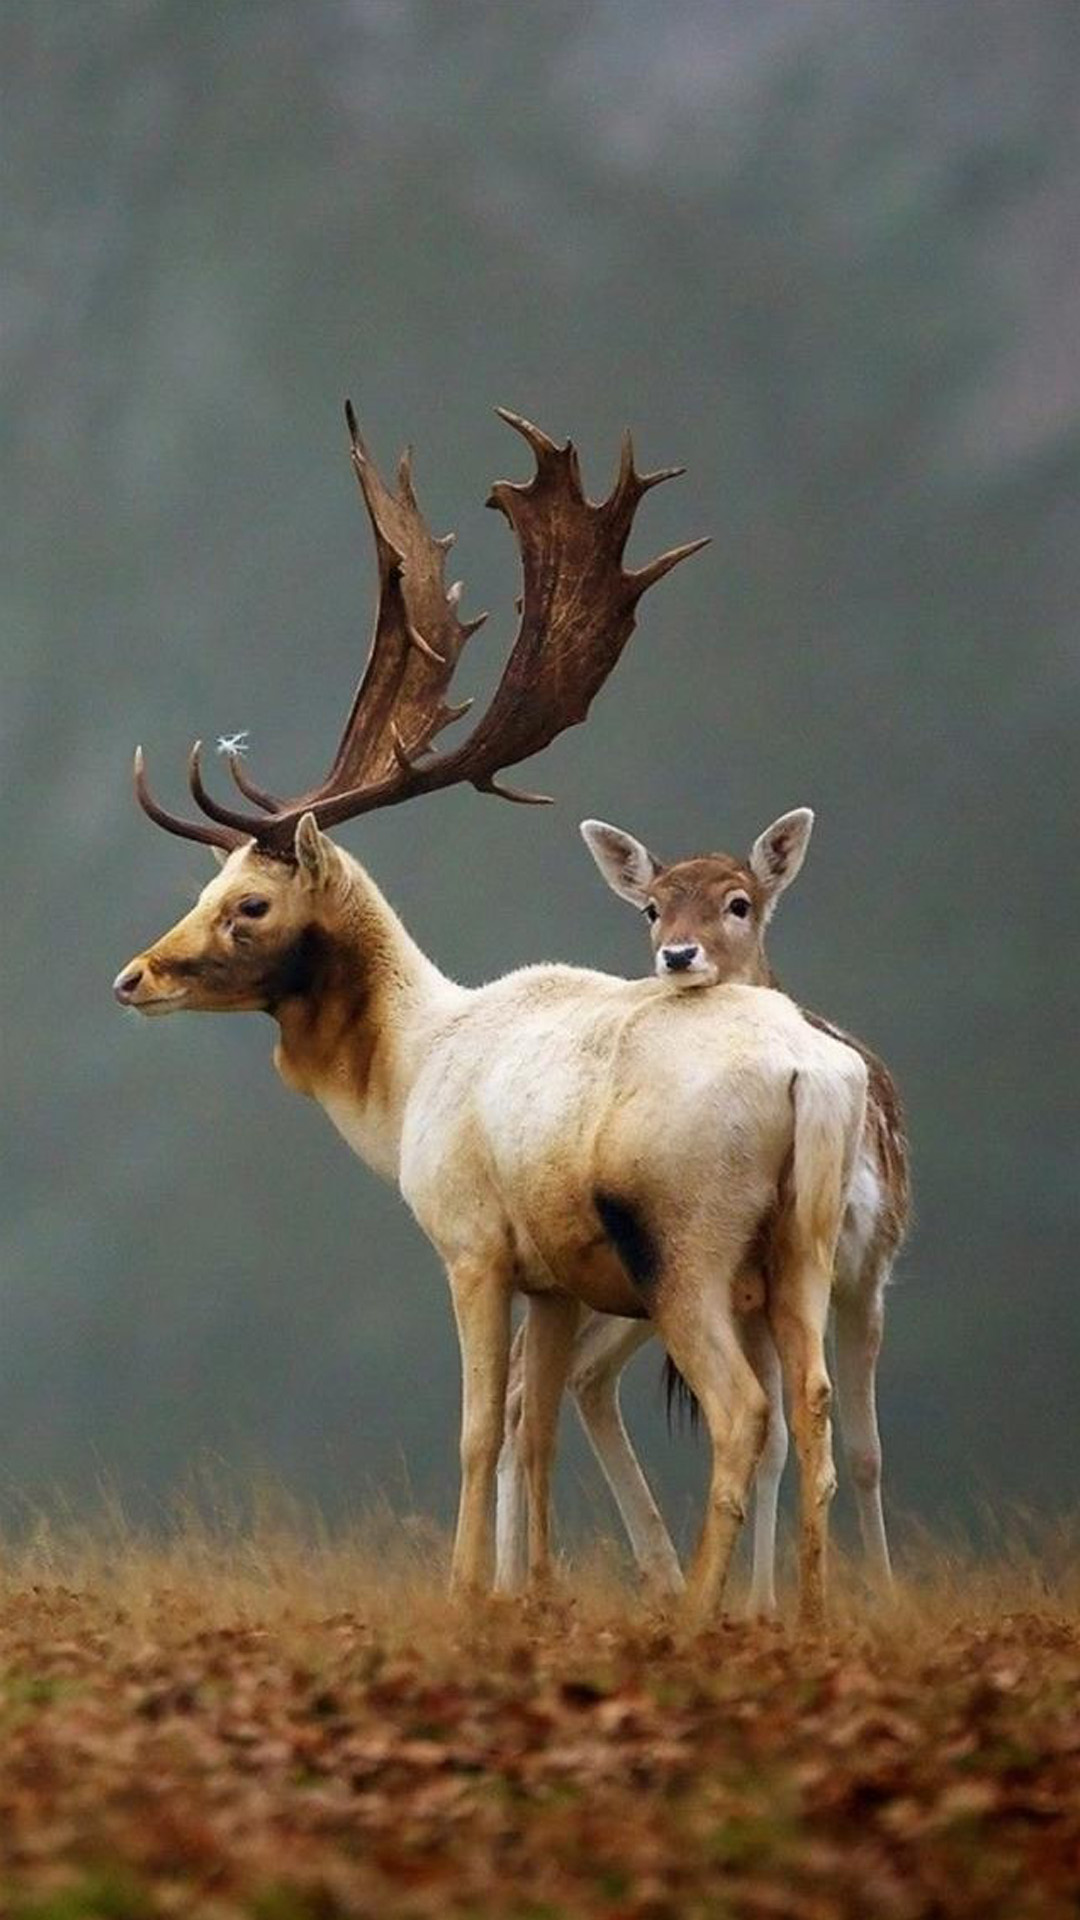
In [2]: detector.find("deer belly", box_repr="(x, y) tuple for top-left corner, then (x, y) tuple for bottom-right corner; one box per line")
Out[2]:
(516, 1208), (652, 1320)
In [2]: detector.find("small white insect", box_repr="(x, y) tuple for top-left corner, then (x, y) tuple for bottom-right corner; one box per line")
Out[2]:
(215, 730), (250, 757)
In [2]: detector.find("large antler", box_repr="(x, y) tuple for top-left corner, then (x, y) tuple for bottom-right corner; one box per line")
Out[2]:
(134, 407), (707, 856)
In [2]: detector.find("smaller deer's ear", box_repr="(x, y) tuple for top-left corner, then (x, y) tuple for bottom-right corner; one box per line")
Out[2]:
(294, 812), (337, 888)
(580, 819), (662, 907)
(749, 808), (814, 911)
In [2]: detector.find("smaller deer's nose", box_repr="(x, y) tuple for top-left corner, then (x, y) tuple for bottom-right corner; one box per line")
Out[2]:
(662, 944), (700, 973)
(113, 965), (144, 1004)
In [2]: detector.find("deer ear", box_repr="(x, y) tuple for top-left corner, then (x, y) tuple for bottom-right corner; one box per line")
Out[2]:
(749, 808), (814, 910)
(580, 819), (662, 907)
(212, 836), (257, 870)
(294, 813), (337, 888)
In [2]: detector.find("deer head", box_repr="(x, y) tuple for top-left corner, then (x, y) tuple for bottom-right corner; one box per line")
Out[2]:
(112, 818), (359, 1014)
(580, 808), (814, 989)
(115, 407), (706, 1016)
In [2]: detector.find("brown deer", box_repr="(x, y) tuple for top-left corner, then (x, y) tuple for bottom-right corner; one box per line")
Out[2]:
(113, 408), (867, 1624)
(498, 809), (907, 1610)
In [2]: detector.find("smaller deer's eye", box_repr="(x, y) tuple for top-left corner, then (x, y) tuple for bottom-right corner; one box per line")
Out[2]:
(643, 902), (659, 924)
(726, 894), (751, 920)
(237, 897), (270, 920)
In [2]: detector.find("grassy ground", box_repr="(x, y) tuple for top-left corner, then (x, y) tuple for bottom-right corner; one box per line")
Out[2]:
(2, 1510), (1080, 1919)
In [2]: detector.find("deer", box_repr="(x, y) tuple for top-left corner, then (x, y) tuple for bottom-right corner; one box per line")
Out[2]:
(113, 405), (868, 1626)
(497, 808), (908, 1613)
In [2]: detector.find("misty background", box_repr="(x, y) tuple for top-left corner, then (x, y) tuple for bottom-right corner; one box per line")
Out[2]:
(3, 0), (1078, 1557)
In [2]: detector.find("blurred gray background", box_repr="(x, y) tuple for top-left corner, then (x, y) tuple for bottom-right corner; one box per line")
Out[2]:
(3, 0), (1078, 1554)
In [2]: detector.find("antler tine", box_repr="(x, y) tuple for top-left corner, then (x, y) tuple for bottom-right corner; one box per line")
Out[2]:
(476, 773), (554, 806)
(389, 723), (418, 776)
(627, 534), (712, 595)
(397, 445), (418, 506)
(187, 742), (266, 835)
(493, 408), (589, 502)
(344, 397), (368, 463)
(444, 582), (490, 637)
(602, 430), (690, 555)
(225, 754), (282, 812)
(637, 463), (686, 490)
(407, 622), (446, 666)
(493, 407), (562, 461)
(134, 747), (245, 851)
(614, 427), (686, 496)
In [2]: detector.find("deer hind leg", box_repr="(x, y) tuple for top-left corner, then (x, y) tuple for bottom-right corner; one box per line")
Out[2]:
(834, 1267), (892, 1588)
(739, 1305), (788, 1618)
(653, 1276), (769, 1628)
(768, 1256), (835, 1629)
(569, 1313), (683, 1597)
(518, 1294), (581, 1587)
(494, 1321), (528, 1593)
(447, 1255), (513, 1597)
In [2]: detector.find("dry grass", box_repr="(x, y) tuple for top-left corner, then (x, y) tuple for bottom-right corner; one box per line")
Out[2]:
(2, 1499), (1080, 1918)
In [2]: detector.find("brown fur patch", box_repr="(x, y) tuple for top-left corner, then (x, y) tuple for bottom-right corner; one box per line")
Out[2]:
(273, 922), (384, 1107)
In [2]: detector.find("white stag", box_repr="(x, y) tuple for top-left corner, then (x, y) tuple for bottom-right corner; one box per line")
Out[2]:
(114, 410), (866, 1623)
(499, 809), (907, 1611)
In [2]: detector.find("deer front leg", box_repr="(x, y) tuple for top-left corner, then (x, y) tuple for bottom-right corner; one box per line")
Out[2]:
(496, 1310), (682, 1596)
(768, 1259), (835, 1629)
(519, 1294), (581, 1587)
(448, 1255), (513, 1597)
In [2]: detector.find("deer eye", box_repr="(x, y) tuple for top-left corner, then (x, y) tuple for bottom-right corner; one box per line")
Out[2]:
(726, 893), (751, 919)
(237, 897), (271, 920)
(643, 902), (659, 924)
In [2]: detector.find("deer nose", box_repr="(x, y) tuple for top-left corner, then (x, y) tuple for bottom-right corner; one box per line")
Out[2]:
(113, 965), (144, 1004)
(662, 944), (700, 973)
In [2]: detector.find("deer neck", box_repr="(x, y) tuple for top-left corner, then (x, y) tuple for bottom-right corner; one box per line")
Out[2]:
(724, 946), (778, 989)
(271, 859), (459, 1180)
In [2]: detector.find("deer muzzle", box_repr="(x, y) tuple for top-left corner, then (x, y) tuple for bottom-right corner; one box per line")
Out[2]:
(656, 943), (716, 987)
(112, 953), (190, 1013)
